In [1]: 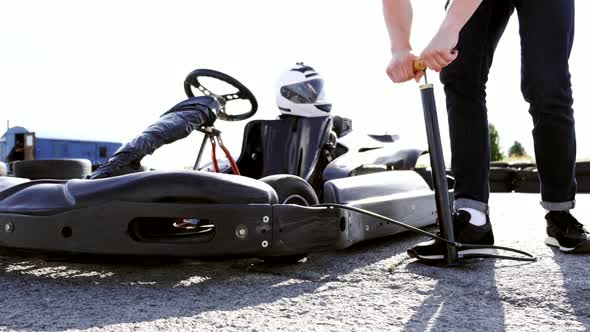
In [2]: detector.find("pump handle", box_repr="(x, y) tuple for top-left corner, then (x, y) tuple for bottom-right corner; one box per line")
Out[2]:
(413, 59), (427, 72)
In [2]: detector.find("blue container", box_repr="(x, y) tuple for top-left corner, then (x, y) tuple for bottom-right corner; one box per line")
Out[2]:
(35, 138), (121, 164)
(1, 127), (121, 165)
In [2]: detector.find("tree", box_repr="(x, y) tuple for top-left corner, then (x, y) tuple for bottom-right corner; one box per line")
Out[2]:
(508, 141), (526, 157)
(489, 123), (504, 161)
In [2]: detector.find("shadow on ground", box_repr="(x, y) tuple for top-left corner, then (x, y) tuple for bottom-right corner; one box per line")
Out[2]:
(550, 248), (590, 329)
(0, 229), (423, 331)
(401, 259), (507, 331)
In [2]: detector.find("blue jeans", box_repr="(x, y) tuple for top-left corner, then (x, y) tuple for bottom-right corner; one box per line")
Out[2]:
(440, 0), (576, 213)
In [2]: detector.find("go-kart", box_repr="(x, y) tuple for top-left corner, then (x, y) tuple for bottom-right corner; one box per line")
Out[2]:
(0, 69), (438, 262)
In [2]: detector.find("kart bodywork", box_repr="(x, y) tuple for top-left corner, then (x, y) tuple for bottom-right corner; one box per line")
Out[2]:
(0, 70), (437, 260)
(0, 171), (434, 258)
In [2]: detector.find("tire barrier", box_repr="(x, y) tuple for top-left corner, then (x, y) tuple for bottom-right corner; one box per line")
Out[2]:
(12, 159), (92, 180)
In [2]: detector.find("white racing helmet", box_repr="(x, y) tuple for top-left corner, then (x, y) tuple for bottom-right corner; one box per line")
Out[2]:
(276, 63), (332, 117)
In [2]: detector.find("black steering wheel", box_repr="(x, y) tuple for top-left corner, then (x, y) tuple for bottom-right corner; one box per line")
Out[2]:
(184, 69), (258, 121)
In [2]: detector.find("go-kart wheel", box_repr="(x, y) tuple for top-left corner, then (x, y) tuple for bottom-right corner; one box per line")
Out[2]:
(0, 162), (7, 176)
(259, 174), (319, 206)
(184, 69), (258, 121)
(13, 159), (92, 180)
(258, 175), (318, 265)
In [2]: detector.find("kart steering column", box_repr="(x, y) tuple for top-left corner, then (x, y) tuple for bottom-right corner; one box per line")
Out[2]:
(414, 60), (459, 266)
(194, 126), (240, 175)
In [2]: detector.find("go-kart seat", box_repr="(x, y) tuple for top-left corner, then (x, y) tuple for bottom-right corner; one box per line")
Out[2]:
(235, 116), (333, 190)
(0, 171), (278, 215)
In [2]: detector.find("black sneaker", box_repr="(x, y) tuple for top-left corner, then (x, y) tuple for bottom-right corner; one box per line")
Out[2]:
(407, 210), (496, 260)
(545, 211), (590, 253)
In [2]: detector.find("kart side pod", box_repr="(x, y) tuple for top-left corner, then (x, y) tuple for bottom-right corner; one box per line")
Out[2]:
(324, 171), (437, 246)
(0, 172), (437, 258)
(0, 202), (348, 258)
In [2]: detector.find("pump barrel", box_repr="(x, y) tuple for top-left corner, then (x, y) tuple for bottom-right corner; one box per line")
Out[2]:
(419, 84), (458, 266)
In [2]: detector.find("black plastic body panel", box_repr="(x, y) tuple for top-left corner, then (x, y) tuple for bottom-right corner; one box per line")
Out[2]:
(322, 146), (424, 182)
(0, 202), (346, 258)
(324, 171), (437, 246)
(0, 171), (278, 215)
(0, 172), (438, 258)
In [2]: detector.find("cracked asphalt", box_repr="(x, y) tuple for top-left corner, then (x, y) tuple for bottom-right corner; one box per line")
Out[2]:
(1, 193), (589, 331)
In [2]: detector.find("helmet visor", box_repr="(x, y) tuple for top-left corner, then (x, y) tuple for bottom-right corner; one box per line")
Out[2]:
(280, 79), (325, 104)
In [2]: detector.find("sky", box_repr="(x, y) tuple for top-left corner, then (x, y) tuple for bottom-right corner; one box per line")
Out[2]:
(1, 1), (589, 169)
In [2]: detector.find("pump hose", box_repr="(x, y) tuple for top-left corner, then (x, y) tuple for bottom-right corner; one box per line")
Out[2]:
(317, 203), (536, 262)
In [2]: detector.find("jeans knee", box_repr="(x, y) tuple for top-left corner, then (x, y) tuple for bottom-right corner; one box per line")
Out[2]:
(521, 71), (573, 112)
(441, 68), (487, 104)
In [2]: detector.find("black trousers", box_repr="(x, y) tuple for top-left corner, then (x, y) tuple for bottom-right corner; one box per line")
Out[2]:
(440, 0), (576, 212)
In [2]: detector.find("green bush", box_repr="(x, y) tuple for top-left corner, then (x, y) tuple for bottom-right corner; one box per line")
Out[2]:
(509, 141), (526, 157)
(489, 123), (504, 161)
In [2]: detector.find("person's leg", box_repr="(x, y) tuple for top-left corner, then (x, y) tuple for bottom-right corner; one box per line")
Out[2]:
(515, 0), (589, 253)
(440, 0), (514, 215)
(90, 97), (218, 179)
(408, 0), (515, 260)
(515, 0), (576, 209)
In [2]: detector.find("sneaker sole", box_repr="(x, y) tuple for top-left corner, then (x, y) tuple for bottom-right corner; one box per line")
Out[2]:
(408, 248), (498, 261)
(545, 236), (590, 253)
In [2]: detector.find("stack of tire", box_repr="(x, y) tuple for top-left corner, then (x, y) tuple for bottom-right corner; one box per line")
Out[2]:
(513, 160), (590, 193)
(490, 161), (539, 193)
(577, 161), (590, 192)
(512, 165), (538, 193)
(12, 159), (92, 180)
(489, 162), (519, 193)
(423, 161), (534, 193)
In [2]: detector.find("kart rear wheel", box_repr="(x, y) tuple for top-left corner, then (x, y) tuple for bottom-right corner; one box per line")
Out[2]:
(13, 159), (92, 180)
(259, 174), (318, 264)
(259, 174), (319, 206)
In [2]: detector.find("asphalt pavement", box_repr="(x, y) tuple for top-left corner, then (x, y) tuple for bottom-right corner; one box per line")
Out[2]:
(1, 193), (589, 331)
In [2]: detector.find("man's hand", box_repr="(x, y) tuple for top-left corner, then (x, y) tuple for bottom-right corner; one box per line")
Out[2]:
(418, 0), (483, 72)
(419, 26), (460, 72)
(386, 49), (423, 83)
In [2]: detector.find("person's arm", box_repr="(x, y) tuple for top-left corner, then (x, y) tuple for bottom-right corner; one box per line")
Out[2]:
(383, 0), (420, 83)
(420, 0), (483, 72)
(383, 0), (412, 53)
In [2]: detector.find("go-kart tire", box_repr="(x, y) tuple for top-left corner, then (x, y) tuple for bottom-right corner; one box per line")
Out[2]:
(489, 167), (516, 192)
(514, 169), (540, 193)
(514, 180), (540, 193)
(13, 159), (92, 180)
(576, 161), (590, 175)
(577, 175), (590, 193)
(259, 174), (319, 206)
(258, 175), (318, 265)
(513, 167), (590, 193)
(490, 161), (509, 168)
(509, 162), (536, 170)
(0, 162), (7, 176)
